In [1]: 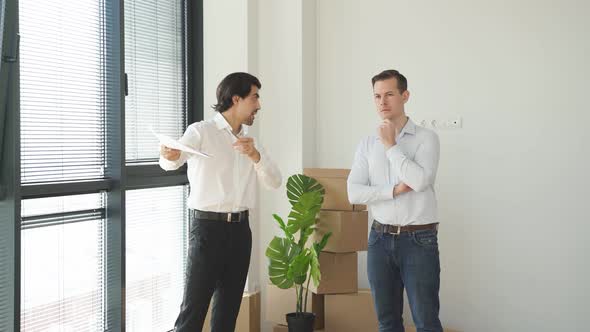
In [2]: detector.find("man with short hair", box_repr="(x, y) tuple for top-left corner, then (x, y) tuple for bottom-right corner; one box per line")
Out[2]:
(161, 72), (282, 332)
(348, 69), (442, 332)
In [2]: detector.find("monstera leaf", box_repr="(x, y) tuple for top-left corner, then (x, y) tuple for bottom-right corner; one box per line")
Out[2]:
(287, 191), (322, 236)
(310, 233), (332, 287)
(272, 214), (294, 242)
(288, 249), (312, 285)
(286, 174), (325, 207)
(266, 236), (301, 289)
(265, 174), (330, 314)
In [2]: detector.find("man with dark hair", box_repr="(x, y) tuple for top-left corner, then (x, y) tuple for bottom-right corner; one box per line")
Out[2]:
(347, 69), (442, 332)
(160, 72), (281, 332)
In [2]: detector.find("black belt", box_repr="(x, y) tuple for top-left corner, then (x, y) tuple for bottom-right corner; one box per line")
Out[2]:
(191, 209), (249, 223)
(372, 220), (438, 235)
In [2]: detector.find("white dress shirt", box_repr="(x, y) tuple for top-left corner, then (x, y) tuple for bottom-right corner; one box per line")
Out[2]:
(159, 112), (282, 212)
(347, 118), (440, 226)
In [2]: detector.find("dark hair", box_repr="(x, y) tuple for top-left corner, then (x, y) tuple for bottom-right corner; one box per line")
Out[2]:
(212, 72), (261, 113)
(371, 69), (408, 93)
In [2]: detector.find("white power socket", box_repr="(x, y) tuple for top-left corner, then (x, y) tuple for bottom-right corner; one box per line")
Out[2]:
(415, 116), (462, 130)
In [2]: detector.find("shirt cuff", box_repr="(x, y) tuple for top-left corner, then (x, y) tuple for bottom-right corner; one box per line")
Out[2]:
(253, 151), (267, 170)
(380, 184), (395, 200)
(159, 156), (180, 170)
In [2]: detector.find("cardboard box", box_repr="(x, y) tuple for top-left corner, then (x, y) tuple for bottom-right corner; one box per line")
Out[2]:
(273, 325), (288, 332)
(314, 210), (368, 253)
(266, 284), (324, 329)
(309, 252), (357, 295)
(273, 324), (324, 332)
(325, 290), (460, 332)
(325, 289), (378, 332)
(203, 291), (260, 332)
(303, 168), (367, 211)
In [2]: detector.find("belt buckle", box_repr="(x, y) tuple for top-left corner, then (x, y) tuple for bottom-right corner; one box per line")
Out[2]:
(227, 213), (232, 223)
(388, 225), (401, 236)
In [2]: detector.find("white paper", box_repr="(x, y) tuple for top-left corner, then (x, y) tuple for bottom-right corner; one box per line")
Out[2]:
(152, 130), (211, 158)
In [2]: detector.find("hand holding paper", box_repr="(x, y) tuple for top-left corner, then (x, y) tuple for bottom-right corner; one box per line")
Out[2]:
(152, 129), (211, 158)
(160, 145), (181, 161)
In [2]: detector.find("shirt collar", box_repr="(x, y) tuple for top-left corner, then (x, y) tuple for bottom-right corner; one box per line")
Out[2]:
(399, 117), (416, 137)
(214, 112), (249, 136)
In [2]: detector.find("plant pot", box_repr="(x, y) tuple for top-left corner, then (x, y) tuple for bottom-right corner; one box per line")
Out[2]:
(286, 312), (315, 332)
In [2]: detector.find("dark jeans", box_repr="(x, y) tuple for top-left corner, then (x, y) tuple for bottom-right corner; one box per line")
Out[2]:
(367, 226), (443, 332)
(174, 214), (252, 332)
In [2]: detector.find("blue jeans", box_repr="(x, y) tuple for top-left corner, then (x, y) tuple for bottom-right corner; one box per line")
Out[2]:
(367, 226), (443, 332)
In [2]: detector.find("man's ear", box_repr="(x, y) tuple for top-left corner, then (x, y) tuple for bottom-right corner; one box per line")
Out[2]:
(232, 95), (241, 106)
(402, 90), (410, 104)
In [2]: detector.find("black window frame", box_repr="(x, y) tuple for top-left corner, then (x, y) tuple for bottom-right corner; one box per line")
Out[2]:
(0, 0), (203, 330)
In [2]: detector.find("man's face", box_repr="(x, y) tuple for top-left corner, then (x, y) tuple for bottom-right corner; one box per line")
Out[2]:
(373, 78), (409, 120)
(235, 85), (260, 126)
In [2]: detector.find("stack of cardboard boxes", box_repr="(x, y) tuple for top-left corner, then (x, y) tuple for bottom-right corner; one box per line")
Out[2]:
(305, 168), (378, 332)
(268, 168), (373, 331)
(307, 170), (366, 295)
(268, 169), (460, 332)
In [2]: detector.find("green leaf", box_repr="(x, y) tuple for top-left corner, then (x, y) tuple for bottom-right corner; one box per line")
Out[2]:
(297, 226), (315, 250)
(315, 232), (332, 253)
(266, 236), (301, 289)
(273, 214), (294, 241)
(309, 246), (322, 287)
(286, 174), (325, 207)
(265, 173), (332, 314)
(273, 213), (287, 230)
(288, 191), (323, 235)
(310, 233), (331, 287)
(288, 250), (311, 285)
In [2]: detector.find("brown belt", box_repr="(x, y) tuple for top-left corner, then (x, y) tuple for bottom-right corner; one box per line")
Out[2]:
(372, 220), (438, 235)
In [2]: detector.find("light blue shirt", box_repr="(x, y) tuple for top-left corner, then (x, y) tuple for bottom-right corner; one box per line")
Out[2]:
(347, 118), (440, 226)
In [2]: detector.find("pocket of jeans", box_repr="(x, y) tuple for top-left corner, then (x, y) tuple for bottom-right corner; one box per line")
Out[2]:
(367, 228), (381, 246)
(412, 229), (438, 248)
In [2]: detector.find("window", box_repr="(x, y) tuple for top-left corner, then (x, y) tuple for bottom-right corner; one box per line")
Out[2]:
(125, 0), (186, 163)
(126, 186), (188, 331)
(20, 194), (105, 332)
(0, 0), (203, 330)
(19, 0), (106, 184)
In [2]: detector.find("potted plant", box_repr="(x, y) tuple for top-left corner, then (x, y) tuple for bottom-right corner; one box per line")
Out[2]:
(265, 174), (332, 332)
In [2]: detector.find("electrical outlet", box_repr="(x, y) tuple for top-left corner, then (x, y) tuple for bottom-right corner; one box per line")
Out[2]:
(441, 117), (462, 129)
(414, 116), (462, 130)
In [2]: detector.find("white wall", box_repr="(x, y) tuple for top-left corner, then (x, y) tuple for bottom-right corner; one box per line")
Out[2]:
(203, 0), (261, 292)
(203, 0), (258, 120)
(315, 0), (590, 331)
(205, 0), (590, 331)
(256, 1), (310, 330)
